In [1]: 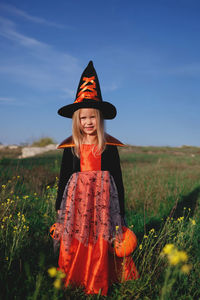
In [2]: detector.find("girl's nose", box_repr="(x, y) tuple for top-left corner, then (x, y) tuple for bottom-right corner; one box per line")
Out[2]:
(87, 118), (92, 124)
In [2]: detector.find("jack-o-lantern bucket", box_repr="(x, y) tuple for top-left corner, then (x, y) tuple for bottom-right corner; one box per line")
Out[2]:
(114, 226), (137, 257)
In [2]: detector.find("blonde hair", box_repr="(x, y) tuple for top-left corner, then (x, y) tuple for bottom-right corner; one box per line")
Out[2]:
(72, 108), (105, 157)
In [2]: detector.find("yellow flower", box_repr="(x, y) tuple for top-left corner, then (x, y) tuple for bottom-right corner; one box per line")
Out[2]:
(189, 219), (196, 226)
(181, 264), (191, 274)
(162, 244), (174, 255)
(115, 225), (119, 231)
(178, 251), (188, 262)
(48, 267), (57, 278)
(57, 270), (65, 279)
(139, 244), (142, 250)
(168, 250), (180, 265)
(47, 186), (50, 189)
(53, 279), (61, 289)
(1, 185), (6, 189)
(149, 228), (155, 233)
(144, 235), (148, 239)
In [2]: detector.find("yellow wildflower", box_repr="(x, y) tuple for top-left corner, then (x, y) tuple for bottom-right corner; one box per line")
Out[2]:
(57, 270), (65, 279)
(144, 235), (148, 239)
(168, 252), (180, 265)
(162, 244), (174, 255)
(139, 244), (142, 250)
(1, 185), (6, 189)
(48, 267), (57, 278)
(116, 225), (119, 231)
(189, 219), (196, 226)
(178, 251), (188, 262)
(54, 279), (61, 289)
(181, 264), (191, 274)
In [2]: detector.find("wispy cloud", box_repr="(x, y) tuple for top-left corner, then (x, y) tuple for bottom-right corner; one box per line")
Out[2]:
(0, 3), (65, 29)
(0, 17), (81, 100)
(0, 17), (46, 47)
(0, 97), (15, 102)
(167, 63), (200, 76)
(102, 83), (119, 92)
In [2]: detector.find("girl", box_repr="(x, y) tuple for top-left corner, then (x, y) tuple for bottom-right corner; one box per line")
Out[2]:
(51, 61), (138, 296)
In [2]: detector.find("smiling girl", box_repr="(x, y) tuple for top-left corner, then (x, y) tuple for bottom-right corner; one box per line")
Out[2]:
(51, 61), (139, 296)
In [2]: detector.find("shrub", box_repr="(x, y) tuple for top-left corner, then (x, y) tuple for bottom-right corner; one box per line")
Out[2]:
(31, 137), (56, 147)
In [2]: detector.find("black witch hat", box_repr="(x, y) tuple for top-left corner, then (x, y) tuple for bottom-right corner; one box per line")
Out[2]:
(58, 61), (116, 119)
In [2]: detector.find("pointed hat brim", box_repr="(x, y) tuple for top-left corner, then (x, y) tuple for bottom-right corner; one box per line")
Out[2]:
(58, 99), (116, 119)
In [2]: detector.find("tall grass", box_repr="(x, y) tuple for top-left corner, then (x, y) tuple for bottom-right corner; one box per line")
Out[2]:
(0, 147), (200, 299)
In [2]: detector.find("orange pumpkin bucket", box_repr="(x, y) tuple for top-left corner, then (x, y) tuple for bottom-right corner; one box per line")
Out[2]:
(114, 226), (137, 257)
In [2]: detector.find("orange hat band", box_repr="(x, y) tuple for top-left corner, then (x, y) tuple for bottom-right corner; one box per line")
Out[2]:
(74, 76), (100, 103)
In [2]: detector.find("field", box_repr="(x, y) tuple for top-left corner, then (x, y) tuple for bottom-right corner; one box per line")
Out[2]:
(0, 146), (200, 299)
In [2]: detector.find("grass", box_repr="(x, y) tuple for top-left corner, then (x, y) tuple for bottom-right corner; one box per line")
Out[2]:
(0, 146), (200, 299)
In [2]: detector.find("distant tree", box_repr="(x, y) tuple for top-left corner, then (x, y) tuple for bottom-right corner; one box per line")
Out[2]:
(31, 137), (56, 147)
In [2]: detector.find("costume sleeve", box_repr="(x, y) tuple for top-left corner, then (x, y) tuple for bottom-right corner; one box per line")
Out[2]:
(55, 147), (73, 211)
(109, 146), (125, 217)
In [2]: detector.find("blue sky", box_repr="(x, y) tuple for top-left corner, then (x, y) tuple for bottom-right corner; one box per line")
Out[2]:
(0, 0), (200, 146)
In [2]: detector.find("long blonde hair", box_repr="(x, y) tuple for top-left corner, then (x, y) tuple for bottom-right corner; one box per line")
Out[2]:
(72, 108), (105, 157)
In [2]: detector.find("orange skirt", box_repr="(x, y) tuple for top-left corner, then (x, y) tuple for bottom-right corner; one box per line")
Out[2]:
(55, 171), (139, 296)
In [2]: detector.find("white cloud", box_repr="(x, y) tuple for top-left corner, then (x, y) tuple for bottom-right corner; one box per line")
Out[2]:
(0, 97), (15, 102)
(0, 3), (65, 28)
(0, 17), (81, 99)
(167, 63), (200, 76)
(0, 17), (47, 47)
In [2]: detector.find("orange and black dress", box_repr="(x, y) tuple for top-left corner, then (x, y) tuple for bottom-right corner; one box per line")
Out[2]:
(53, 134), (139, 296)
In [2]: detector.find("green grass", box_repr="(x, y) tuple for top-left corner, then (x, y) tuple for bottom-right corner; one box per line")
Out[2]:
(0, 146), (200, 299)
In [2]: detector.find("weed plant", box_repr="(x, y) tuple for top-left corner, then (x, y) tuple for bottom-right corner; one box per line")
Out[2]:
(0, 147), (200, 299)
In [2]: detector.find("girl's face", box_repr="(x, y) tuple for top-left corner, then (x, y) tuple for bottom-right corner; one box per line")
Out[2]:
(79, 108), (97, 136)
